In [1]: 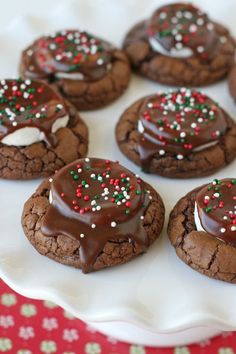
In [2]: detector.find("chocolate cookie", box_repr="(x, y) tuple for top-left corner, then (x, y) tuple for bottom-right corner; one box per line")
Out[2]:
(22, 158), (165, 273)
(0, 78), (88, 179)
(228, 64), (236, 101)
(116, 88), (236, 178)
(20, 30), (131, 110)
(168, 178), (236, 283)
(123, 3), (235, 86)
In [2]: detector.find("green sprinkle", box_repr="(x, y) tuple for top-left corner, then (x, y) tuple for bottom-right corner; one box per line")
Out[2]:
(205, 207), (212, 213)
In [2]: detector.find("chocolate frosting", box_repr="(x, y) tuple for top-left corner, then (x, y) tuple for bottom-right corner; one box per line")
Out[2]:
(196, 178), (236, 246)
(41, 158), (152, 273)
(0, 78), (71, 146)
(22, 30), (113, 82)
(147, 2), (220, 59)
(137, 88), (228, 171)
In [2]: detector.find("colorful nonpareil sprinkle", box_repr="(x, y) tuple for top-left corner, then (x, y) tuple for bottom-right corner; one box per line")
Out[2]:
(196, 178), (236, 245)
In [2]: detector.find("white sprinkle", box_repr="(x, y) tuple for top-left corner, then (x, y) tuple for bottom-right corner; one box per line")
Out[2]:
(27, 49), (33, 56)
(197, 46), (204, 53)
(12, 85), (17, 91)
(175, 34), (182, 42)
(80, 233), (85, 238)
(191, 122), (197, 128)
(91, 224), (96, 229)
(85, 158), (90, 162)
(49, 178), (53, 182)
(220, 36), (227, 44)
(97, 58), (104, 65)
(140, 216), (144, 220)
(159, 11), (167, 19)
(56, 54), (62, 61)
(96, 206), (101, 211)
(196, 18), (204, 26)
(23, 92), (29, 99)
(56, 104), (63, 110)
(214, 193), (220, 198)
(111, 221), (117, 228)
(189, 24), (197, 33)
(223, 216), (228, 220)
(176, 11), (183, 18)
(180, 132), (186, 138)
(231, 226), (236, 231)
(49, 43), (56, 50)
(220, 227), (226, 233)
(35, 113), (41, 118)
(25, 80), (31, 85)
(184, 11), (192, 19)
(12, 121), (17, 126)
(177, 154), (184, 160)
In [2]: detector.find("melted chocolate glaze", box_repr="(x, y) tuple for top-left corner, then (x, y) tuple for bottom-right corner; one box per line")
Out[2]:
(0, 78), (74, 147)
(137, 89), (228, 171)
(196, 178), (236, 246)
(21, 30), (113, 82)
(147, 3), (220, 59)
(41, 158), (152, 273)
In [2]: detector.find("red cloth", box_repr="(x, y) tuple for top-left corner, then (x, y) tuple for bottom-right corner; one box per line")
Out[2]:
(0, 279), (235, 354)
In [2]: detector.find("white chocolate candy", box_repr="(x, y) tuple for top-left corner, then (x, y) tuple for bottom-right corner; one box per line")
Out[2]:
(1, 115), (69, 146)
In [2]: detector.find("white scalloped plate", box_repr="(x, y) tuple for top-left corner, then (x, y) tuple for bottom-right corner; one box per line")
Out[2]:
(1, 0), (236, 347)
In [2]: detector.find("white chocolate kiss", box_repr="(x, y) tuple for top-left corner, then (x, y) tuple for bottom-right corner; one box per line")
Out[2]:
(149, 37), (193, 58)
(194, 202), (204, 232)
(1, 115), (69, 146)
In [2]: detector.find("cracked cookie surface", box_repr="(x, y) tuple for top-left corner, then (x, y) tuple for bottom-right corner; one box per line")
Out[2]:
(21, 175), (165, 273)
(0, 115), (88, 179)
(168, 187), (236, 283)
(115, 95), (236, 178)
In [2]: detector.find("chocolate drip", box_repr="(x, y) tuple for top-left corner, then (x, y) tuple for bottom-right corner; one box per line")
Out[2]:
(22, 30), (113, 82)
(147, 3), (219, 59)
(137, 89), (228, 171)
(196, 178), (236, 246)
(0, 79), (70, 147)
(41, 158), (152, 273)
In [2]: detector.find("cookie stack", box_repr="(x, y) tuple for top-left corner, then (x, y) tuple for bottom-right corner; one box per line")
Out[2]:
(1, 2), (236, 281)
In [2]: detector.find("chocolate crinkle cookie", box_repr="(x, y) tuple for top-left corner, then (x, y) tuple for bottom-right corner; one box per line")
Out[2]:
(20, 29), (131, 110)
(116, 88), (236, 178)
(123, 2), (235, 86)
(168, 178), (236, 283)
(22, 158), (165, 273)
(0, 78), (88, 179)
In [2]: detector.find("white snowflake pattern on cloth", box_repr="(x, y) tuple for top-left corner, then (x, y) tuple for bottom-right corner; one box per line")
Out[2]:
(42, 317), (58, 331)
(0, 315), (14, 328)
(18, 326), (35, 340)
(85, 343), (101, 354)
(62, 328), (79, 342)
